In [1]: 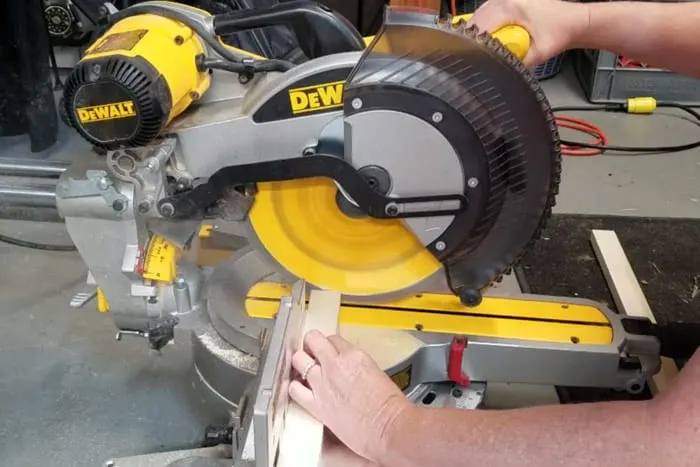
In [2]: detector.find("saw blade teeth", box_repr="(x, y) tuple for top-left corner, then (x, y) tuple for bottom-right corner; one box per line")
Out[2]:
(455, 18), (468, 32)
(438, 10), (563, 291)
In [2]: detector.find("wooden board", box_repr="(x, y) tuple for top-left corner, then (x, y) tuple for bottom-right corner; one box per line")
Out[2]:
(590, 229), (679, 395)
(276, 289), (341, 467)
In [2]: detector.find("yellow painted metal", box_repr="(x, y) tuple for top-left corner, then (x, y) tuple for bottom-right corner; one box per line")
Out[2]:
(97, 288), (110, 313)
(248, 178), (441, 296)
(142, 235), (178, 282)
(83, 11), (210, 123)
(245, 282), (613, 345)
(199, 224), (214, 238)
(363, 13), (531, 61)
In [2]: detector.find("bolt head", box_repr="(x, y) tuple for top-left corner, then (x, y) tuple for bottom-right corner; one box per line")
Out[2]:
(351, 98), (362, 110)
(96, 176), (111, 190)
(385, 203), (399, 216)
(467, 177), (479, 188)
(435, 240), (446, 251)
(160, 202), (175, 217)
(138, 200), (151, 213)
(112, 199), (126, 211)
(432, 112), (443, 123)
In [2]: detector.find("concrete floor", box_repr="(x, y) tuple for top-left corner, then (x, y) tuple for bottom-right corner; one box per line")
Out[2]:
(1, 61), (699, 466)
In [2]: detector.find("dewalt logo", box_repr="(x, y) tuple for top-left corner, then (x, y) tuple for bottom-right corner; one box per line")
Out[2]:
(288, 81), (344, 114)
(77, 101), (137, 124)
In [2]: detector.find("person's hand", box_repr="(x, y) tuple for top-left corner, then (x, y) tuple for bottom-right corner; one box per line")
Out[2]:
(289, 330), (413, 463)
(467, 0), (591, 67)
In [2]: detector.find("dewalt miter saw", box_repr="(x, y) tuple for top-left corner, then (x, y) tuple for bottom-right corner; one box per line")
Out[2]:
(54, 1), (662, 464)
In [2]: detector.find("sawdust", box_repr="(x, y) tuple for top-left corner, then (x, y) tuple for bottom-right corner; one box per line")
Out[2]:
(690, 275), (700, 302)
(196, 326), (258, 373)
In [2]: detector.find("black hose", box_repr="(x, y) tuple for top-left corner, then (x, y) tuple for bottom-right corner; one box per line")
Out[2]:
(0, 233), (77, 252)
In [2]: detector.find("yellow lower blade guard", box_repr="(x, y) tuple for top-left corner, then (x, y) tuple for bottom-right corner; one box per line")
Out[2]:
(248, 177), (441, 296)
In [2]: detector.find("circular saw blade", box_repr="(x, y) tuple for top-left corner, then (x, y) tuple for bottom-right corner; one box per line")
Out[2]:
(248, 16), (561, 300)
(248, 177), (441, 296)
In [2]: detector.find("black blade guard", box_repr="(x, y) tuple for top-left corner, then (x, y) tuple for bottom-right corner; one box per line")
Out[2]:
(343, 9), (562, 305)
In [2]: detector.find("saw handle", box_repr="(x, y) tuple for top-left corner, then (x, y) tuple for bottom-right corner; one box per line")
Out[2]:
(213, 1), (365, 59)
(362, 13), (531, 62)
(456, 13), (530, 61)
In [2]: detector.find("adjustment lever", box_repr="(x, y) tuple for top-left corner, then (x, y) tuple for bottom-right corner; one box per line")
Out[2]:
(115, 329), (148, 341)
(115, 316), (180, 351)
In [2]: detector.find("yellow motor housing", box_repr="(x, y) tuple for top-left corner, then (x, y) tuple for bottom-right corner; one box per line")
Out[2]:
(62, 13), (211, 149)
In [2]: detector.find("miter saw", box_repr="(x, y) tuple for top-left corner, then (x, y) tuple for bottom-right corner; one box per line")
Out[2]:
(53, 1), (662, 464)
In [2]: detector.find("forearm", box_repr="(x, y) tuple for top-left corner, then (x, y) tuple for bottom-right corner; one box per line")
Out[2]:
(382, 399), (658, 467)
(381, 350), (700, 467)
(575, 1), (700, 78)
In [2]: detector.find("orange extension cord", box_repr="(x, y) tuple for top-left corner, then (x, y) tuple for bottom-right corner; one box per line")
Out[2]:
(555, 114), (609, 156)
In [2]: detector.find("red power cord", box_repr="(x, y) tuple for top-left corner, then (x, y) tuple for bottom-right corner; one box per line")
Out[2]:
(555, 114), (609, 156)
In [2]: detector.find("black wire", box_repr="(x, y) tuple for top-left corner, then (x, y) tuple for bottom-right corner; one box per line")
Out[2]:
(199, 56), (294, 73)
(0, 233), (77, 252)
(553, 103), (700, 153)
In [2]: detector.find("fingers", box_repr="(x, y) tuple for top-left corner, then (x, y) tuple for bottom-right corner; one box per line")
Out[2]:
(304, 329), (339, 365)
(289, 379), (315, 409)
(467, 1), (511, 33)
(522, 53), (539, 68)
(327, 334), (354, 353)
(292, 349), (322, 387)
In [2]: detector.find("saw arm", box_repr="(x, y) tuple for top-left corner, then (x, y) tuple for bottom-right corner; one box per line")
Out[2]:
(56, 0), (553, 331)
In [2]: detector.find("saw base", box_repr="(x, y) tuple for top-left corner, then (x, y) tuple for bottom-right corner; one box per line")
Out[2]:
(191, 246), (660, 418)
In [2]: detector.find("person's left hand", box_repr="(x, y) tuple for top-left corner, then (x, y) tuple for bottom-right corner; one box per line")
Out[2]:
(288, 330), (413, 464)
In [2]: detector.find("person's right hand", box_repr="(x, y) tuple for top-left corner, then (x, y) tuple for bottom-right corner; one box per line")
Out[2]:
(467, 0), (591, 67)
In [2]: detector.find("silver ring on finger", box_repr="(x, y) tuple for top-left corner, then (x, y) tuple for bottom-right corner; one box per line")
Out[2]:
(301, 361), (319, 381)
